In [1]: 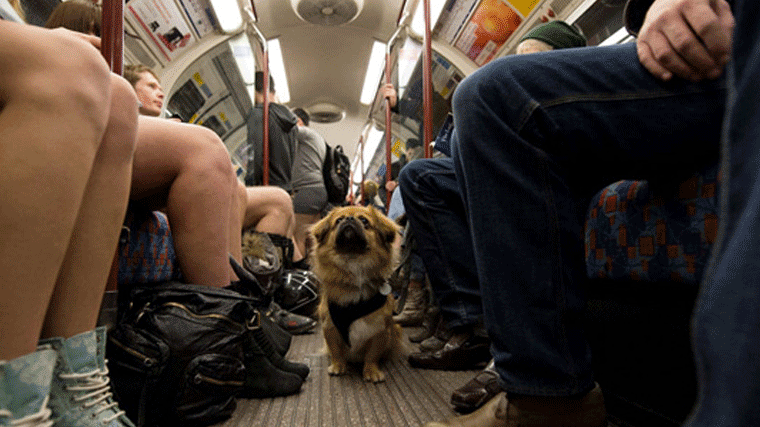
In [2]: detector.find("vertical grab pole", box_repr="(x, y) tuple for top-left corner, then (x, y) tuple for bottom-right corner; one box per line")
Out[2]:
(359, 133), (365, 203)
(383, 22), (405, 209)
(422, 0), (433, 159)
(101, 0), (124, 74)
(245, 7), (270, 185)
(384, 49), (393, 209)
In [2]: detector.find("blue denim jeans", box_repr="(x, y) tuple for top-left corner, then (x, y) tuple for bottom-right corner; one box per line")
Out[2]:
(452, 42), (726, 397)
(399, 158), (483, 329)
(685, 0), (760, 425)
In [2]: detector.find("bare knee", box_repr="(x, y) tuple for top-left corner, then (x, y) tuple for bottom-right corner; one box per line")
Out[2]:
(19, 32), (112, 138)
(269, 187), (295, 218)
(185, 127), (235, 189)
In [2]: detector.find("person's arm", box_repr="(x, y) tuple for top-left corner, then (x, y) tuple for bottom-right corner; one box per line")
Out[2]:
(627, 0), (734, 82)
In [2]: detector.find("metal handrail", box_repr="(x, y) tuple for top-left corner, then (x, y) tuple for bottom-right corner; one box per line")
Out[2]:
(421, 0), (433, 159)
(383, 12), (409, 208)
(244, 5), (270, 185)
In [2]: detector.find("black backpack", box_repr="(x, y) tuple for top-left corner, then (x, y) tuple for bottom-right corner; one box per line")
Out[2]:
(322, 144), (351, 205)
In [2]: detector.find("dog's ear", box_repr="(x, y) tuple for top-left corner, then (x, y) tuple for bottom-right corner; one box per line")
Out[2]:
(310, 211), (334, 245)
(369, 206), (401, 244)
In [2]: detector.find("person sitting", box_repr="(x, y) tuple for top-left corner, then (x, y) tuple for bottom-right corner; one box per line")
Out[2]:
(0, 5), (139, 425)
(423, 0), (743, 424)
(398, 21), (587, 378)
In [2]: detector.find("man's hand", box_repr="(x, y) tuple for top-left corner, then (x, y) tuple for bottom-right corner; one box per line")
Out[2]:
(381, 83), (397, 108)
(637, 0), (734, 81)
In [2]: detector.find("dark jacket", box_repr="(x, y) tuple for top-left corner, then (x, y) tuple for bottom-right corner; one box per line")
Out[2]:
(244, 103), (299, 192)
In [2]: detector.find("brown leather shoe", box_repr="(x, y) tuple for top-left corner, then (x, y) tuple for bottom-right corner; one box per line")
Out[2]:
(425, 384), (606, 427)
(409, 330), (490, 370)
(451, 359), (501, 413)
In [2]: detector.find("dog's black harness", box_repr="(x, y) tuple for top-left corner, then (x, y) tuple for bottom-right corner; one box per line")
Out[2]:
(329, 293), (387, 347)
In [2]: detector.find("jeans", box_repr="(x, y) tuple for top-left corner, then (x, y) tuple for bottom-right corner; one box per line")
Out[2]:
(399, 158), (483, 329)
(685, 0), (760, 425)
(452, 42), (726, 396)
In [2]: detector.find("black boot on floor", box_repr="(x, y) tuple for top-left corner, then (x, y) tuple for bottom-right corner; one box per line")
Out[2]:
(249, 317), (310, 380)
(241, 323), (303, 398)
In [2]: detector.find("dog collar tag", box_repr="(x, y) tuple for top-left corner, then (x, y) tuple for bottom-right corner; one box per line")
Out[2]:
(379, 282), (391, 296)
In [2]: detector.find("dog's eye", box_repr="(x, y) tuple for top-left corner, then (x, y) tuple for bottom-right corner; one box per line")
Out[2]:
(335, 216), (345, 224)
(359, 216), (370, 228)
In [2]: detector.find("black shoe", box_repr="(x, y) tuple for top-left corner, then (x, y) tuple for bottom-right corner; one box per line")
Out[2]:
(409, 329), (491, 370)
(241, 319), (303, 398)
(260, 313), (291, 356)
(249, 316), (310, 380)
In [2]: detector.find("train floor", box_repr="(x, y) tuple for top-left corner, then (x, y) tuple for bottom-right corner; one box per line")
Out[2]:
(214, 326), (622, 427)
(214, 326), (477, 427)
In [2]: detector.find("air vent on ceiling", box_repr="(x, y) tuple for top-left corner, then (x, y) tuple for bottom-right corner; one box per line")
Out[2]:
(308, 103), (346, 123)
(290, 0), (364, 26)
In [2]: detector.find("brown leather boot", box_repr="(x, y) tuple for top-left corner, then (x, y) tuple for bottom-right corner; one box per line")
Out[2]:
(425, 383), (606, 427)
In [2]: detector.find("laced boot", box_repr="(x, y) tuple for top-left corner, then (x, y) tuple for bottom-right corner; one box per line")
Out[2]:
(0, 349), (56, 427)
(240, 320), (303, 398)
(393, 281), (427, 326)
(39, 327), (135, 427)
(409, 306), (440, 343)
(249, 310), (310, 380)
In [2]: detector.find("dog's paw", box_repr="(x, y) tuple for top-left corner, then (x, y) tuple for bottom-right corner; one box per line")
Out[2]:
(328, 361), (348, 376)
(363, 364), (386, 383)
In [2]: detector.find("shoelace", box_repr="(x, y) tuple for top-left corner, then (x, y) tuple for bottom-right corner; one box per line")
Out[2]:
(0, 396), (54, 427)
(58, 364), (125, 424)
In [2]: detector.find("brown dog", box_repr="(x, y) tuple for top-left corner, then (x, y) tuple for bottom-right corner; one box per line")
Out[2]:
(310, 205), (403, 382)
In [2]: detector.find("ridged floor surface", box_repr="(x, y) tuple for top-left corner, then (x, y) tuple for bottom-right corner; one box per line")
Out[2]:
(214, 327), (479, 427)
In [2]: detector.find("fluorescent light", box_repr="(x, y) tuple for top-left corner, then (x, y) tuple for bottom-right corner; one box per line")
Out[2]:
(266, 38), (290, 104)
(209, 0), (243, 33)
(360, 41), (387, 105)
(411, 0), (447, 36)
(362, 127), (384, 173)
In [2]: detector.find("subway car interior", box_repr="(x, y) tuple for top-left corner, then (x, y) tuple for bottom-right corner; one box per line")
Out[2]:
(4, 0), (720, 426)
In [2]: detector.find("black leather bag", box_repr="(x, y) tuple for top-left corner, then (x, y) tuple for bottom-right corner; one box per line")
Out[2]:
(108, 281), (259, 427)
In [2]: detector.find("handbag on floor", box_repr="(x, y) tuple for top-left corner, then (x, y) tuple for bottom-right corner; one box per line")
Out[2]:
(108, 280), (258, 427)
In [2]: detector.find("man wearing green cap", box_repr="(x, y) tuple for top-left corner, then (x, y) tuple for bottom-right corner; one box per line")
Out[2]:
(516, 20), (587, 54)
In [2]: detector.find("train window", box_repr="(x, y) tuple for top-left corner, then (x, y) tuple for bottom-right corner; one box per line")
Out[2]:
(362, 34), (464, 179)
(572, 0), (628, 46)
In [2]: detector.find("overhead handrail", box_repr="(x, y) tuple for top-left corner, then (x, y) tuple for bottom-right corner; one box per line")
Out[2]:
(101, 0), (124, 74)
(244, 5), (270, 186)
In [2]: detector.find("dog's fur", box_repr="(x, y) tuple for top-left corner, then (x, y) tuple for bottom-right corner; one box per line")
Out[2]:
(310, 205), (403, 382)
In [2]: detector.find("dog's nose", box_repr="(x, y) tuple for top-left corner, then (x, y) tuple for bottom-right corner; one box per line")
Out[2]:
(335, 217), (367, 253)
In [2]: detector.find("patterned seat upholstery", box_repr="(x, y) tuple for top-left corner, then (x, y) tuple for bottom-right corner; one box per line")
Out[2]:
(117, 209), (180, 286)
(584, 165), (719, 285)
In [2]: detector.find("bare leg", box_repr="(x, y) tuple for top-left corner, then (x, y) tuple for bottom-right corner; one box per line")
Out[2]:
(0, 23), (116, 359)
(41, 75), (138, 340)
(295, 213), (321, 259)
(130, 118), (235, 287)
(243, 186), (303, 261)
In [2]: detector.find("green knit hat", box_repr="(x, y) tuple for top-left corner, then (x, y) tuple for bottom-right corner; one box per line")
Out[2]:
(519, 21), (587, 50)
